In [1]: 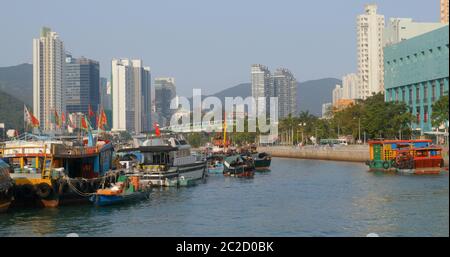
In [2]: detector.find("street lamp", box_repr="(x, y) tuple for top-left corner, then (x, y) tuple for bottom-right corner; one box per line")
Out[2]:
(298, 122), (306, 145)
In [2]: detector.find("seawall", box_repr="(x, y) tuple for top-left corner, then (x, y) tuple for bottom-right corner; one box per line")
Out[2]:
(258, 145), (450, 167)
(257, 145), (369, 163)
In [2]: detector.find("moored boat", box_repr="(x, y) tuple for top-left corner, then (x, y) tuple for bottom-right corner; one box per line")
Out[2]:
(90, 175), (151, 207)
(366, 139), (445, 175)
(0, 135), (118, 208)
(223, 155), (254, 178)
(252, 152), (272, 171)
(0, 159), (13, 213)
(135, 136), (207, 187)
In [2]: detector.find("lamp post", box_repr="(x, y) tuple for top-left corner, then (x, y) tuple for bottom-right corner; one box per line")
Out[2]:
(298, 122), (306, 145)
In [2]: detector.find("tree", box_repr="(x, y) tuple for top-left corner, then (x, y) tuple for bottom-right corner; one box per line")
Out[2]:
(431, 95), (449, 129)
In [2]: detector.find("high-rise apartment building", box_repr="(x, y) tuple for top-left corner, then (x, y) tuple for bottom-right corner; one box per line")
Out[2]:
(251, 64), (273, 112)
(357, 4), (385, 100)
(442, 0), (449, 24)
(64, 54), (100, 115)
(384, 18), (446, 46)
(111, 59), (151, 133)
(33, 27), (65, 131)
(332, 84), (344, 106)
(272, 68), (297, 118)
(154, 77), (176, 126)
(342, 73), (359, 99)
(100, 77), (112, 111)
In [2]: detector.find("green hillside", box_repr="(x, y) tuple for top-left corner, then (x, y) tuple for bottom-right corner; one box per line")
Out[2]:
(0, 90), (24, 132)
(0, 63), (33, 106)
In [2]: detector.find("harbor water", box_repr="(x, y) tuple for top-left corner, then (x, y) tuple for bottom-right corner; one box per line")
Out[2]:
(0, 158), (448, 237)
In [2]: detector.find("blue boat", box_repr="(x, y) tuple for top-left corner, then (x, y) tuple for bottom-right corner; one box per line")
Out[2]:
(90, 175), (151, 207)
(208, 162), (224, 174)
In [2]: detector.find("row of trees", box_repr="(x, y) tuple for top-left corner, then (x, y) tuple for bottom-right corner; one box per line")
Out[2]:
(278, 93), (449, 145)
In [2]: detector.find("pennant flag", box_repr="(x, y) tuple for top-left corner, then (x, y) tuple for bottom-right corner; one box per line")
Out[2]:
(69, 113), (77, 129)
(53, 110), (61, 128)
(101, 109), (108, 129)
(24, 105), (40, 127)
(154, 122), (161, 137)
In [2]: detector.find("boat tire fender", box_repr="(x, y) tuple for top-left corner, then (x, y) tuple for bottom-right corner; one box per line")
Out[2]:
(36, 183), (52, 199)
(382, 161), (391, 170)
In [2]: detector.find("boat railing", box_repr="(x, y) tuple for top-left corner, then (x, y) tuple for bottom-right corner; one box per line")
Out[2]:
(52, 144), (99, 157)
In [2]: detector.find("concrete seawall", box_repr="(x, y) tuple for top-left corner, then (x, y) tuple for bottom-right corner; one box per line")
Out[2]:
(257, 145), (370, 163)
(258, 145), (450, 167)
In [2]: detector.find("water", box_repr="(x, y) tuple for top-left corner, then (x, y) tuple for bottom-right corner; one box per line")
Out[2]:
(0, 158), (448, 237)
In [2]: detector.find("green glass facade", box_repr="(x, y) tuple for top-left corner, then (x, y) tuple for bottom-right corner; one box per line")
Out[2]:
(384, 25), (449, 133)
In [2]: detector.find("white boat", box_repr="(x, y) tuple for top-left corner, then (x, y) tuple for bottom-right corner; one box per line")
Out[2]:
(136, 136), (207, 187)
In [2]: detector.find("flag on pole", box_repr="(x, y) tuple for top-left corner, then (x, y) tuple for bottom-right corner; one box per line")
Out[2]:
(81, 115), (89, 131)
(154, 122), (161, 137)
(61, 112), (66, 125)
(24, 105), (40, 127)
(88, 104), (95, 118)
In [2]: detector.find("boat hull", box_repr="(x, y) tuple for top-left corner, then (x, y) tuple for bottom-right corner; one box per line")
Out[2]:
(254, 159), (271, 171)
(90, 190), (150, 207)
(141, 162), (206, 187)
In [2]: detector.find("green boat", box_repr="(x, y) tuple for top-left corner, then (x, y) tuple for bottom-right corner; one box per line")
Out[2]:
(252, 152), (272, 171)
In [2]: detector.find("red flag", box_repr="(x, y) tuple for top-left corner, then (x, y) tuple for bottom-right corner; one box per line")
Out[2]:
(81, 116), (88, 130)
(100, 109), (108, 129)
(61, 112), (66, 124)
(88, 104), (95, 117)
(154, 122), (161, 137)
(24, 105), (40, 127)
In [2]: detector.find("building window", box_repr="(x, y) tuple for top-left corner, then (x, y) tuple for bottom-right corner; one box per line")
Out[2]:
(440, 79), (445, 96)
(416, 107), (421, 123)
(395, 89), (399, 101)
(424, 106), (428, 123)
(416, 85), (420, 102)
(432, 81), (436, 102)
(424, 84), (428, 103)
(402, 88), (406, 101)
(409, 87), (413, 105)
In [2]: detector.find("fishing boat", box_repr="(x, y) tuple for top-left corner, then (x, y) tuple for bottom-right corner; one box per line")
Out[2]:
(136, 135), (207, 187)
(223, 155), (254, 178)
(90, 175), (151, 207)
(252, 152), (272, 171)
(207, 154), (225, 174)
(366, 139), (445, 175)
(0, 134), (119, 208)
(0, 159), (13, 213)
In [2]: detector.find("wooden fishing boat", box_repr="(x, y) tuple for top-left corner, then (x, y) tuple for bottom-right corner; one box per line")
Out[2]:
(252, 152), (272, 171)
(366, 139), (445, 175)
(90, 175), (151, 207)
(0, 159), (13, 213)
(223, 155), (254, 178)
(0, 135), (118, 208)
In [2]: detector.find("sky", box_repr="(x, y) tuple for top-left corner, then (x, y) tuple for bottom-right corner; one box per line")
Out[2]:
(0, 0), (441, 96)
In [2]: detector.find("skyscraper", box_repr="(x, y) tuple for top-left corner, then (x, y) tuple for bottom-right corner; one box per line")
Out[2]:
(357, 4), (385, 100)
(111, 59), (151, 134)
(100, 77), (112, 111)
(154, 77), (176, 127)
(272, 68), (297, 118)
(442, 0), (449, 24)
(33, 27), (65, 131)
(251, 64), (273, 112)
(342, 73), (359, 99)
(64, 54), (100, 116)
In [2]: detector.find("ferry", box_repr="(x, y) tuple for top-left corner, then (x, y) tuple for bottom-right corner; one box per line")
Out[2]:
(0, 135), (119, 207)
(366, 139), (445, 175)
(0, 159), (13, 213)
(135, 136), (207, 187)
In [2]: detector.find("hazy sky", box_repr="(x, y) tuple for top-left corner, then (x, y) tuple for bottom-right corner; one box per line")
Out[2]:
(0, 0), (441, 96)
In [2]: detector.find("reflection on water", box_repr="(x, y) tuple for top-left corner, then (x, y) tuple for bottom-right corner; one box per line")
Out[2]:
(0, 158), (448, 237)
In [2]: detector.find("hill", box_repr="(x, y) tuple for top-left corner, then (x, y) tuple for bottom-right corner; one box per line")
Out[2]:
(0, 63), (33, 106)
(0, 90), (24, 132)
